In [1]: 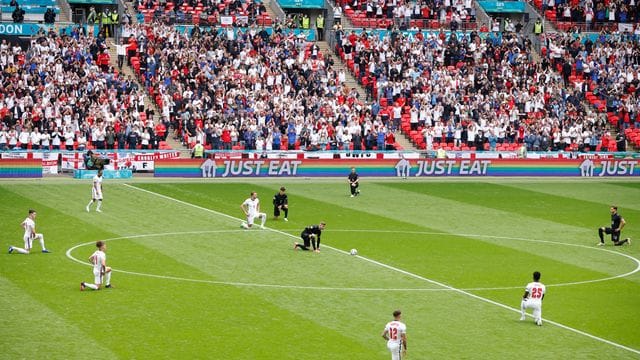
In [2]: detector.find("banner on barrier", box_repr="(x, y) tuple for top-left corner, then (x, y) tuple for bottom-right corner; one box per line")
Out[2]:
(0, 158), (42, 178)
(155, 156), (640, 178)
(277, 0), (324, 8)
(61, 151), (180, 172)
(477, 1), (526, 13)
(1, 152), (59, 174)
(73, 169), (133, 179)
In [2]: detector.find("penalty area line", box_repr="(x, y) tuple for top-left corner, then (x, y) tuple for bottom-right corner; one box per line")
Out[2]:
(122, 183), (640, 356)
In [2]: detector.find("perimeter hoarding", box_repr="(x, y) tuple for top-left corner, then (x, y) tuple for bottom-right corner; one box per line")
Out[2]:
(0, 158), (42, 178)
(154, 156), (639, 178)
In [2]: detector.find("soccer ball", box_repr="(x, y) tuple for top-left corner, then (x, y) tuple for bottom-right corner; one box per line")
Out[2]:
(350, 249), (358, 256)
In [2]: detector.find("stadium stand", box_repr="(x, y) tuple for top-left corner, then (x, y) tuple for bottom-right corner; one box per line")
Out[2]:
(0, 29), (169, 151)
(120, 21), (404, 151)
(336, 0), (478, 31)
(134, 0), (272, 26)
(531, 0), (640, 32)
(329, 25), (633, 152)
(542, 31), (640, 150)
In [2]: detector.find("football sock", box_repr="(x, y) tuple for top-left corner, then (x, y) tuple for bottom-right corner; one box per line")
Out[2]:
(12, 247), (29, 254)
(283, 208), (288, 218)
(104, 272), (111, 286)
(598, 228), (604, 242)
(520, 300), (526, 316)
(87, 200), (94, 209)
(260, 214), (266, 226)
(38, 235), (46, 251)
(83, 282), (98, 290)
(615, 239), (629, 246)
(96, 200), (102, 211)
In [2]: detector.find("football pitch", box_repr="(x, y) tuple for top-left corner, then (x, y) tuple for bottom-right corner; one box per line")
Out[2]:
(1, 178), (639, 359)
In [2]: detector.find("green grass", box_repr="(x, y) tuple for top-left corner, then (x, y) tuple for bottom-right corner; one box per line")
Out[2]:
(1, 179), (639, 359)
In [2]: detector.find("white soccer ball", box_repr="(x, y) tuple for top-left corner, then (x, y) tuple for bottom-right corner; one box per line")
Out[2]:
(350, 249), (358, 256)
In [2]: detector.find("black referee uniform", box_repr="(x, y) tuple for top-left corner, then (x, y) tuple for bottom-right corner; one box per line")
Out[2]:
(295, 224), (324, 251)
(598, 206), (630, 246)
(348, 167), (360, 197)
(273, 187), (288, 220)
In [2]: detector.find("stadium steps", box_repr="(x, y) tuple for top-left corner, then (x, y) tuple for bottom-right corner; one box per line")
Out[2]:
(317, 41), (417, 151)
(122, 0), (187, 155)
(260, 0), (278, 23)
(319, 43), (365, 99)
(106, 40), (184, 155)
(56, 0), (71, 23)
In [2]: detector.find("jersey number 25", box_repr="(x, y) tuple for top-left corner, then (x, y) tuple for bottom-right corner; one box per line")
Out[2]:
(531, 287), (543, 299)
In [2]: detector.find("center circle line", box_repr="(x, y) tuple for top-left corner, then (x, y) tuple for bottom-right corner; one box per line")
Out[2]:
(65, 229), (640, 291)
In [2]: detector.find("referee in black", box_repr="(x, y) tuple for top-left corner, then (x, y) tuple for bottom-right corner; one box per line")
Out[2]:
(597, 205), (631, 246)
(294, 222), (326, 253)
(273, 186), (289, 221)
(348, 167), (360, 197)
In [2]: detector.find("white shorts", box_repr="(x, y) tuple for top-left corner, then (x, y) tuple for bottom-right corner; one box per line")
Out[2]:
(522, 299), (542, 318)
(387, 341), (403, 360)
(92, 188), (103, 200)
(246, 212), (266, 225)
(23, 233), (42, 249)
(93, 269), (103, 284)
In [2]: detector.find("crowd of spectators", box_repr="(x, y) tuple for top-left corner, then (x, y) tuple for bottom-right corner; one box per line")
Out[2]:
(337, 0), (477, 31)
(543, 30), (640, 149)
(117, 10), (640, 154)
(135, 0), (269, 27)
(331, 24), (633, 152)
(4, 0), (635, 154)
(122, 21), (400, 151)
(0, 28), (168, 151)
(536, 0), (640, 31)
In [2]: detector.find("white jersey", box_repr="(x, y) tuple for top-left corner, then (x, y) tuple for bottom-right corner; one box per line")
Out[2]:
(92, 175), (103, 199)
(384, 320), (407, 347)
(90, 250), (106, 272)
(242, 197), (260, 215)
(525, 281), (546, 304)
(22, 217), (35, 239)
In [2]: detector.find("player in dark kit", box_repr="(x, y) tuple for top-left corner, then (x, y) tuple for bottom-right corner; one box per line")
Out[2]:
(273, 186), (289, 221)
(348, 167), (360, 197)
(294, 222), (326, 253)
(597, 206), (631, 246)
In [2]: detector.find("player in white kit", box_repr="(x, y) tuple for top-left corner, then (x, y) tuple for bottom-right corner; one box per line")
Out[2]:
(240, 191), (266, 229)
(81, 241), (112, 291)
(520, 271), (546, 326)
(9, 209), (50, 254)
(86, 170), (103, 212)
(382, 310), (407, 360)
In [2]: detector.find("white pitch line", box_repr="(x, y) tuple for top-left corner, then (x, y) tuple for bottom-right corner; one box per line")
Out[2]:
(66, 229), (640, 292)
(122, 183), (640, 356)
(65, 231), (443, 292)
(316, 229), (640, 289)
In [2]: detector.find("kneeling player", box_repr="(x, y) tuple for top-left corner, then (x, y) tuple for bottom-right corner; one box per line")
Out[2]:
(597, 206), (631, 246)
(81, 241), (112, 291)
(273, 186), (289, 221)
(294, 222), (325, 253)
(241, 191), (266, 229)
(520, 271), (545, 326)
(9, 209), (49, 254)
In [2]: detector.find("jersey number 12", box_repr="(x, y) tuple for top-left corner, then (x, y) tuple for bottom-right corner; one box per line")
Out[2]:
(389, 327), (398, 340)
